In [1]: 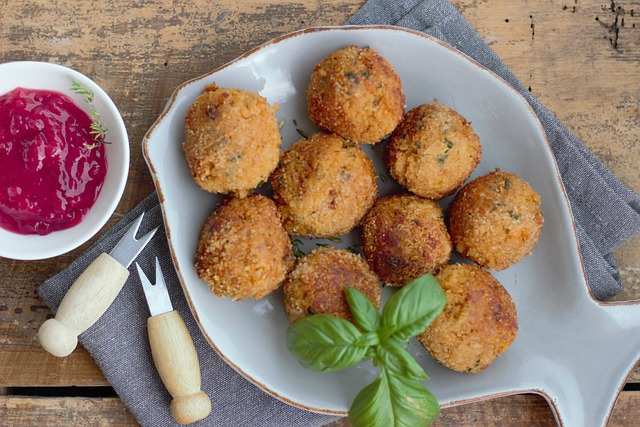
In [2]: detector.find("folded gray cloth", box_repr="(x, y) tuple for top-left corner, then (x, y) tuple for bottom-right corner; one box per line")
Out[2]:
(38, 1), (640, 426)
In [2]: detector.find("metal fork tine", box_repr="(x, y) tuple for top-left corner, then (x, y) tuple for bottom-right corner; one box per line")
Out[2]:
(124, 212), (145, 242)
(136, 226), (159, 251)
(136, 258), (174, 316)
(154, 257), (167, 290)
(135, 262), (153, 291)
(110, 211), (158, 267)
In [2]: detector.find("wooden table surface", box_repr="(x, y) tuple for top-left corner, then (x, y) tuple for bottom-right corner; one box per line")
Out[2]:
(1, 0), (639, 425)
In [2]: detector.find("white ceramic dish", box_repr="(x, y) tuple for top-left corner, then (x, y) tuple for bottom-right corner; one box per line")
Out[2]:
(143, 26), (640, 426)
(0, 62), (129, 260)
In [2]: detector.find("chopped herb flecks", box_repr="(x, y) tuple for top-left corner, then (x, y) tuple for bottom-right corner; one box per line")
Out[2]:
(292, 238), (306, 258)
(292, 119), (308, 139)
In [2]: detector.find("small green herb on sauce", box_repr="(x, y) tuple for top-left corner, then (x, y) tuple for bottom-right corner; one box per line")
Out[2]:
(71, 81), (94, 103)
(71, 80), (109, 149)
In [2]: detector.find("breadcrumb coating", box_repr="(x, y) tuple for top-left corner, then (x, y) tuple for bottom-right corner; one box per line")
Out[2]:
(283, 248), (381, 322)
(418, 264), (518, 373)
(195, 195), (294, 300)
(307, 46), (404, 144)
(361, 194), (452, 285)
(270, 133), (377, 237)
(448, 171), (543, 270)
(184, 84), (281, 197)
(387, 102), (481, 199)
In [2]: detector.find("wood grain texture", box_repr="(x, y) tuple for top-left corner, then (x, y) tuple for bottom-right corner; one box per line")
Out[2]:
(0, 0), (638, 424)
(3, 392), (640, 426)
(0, 396), (137, 426)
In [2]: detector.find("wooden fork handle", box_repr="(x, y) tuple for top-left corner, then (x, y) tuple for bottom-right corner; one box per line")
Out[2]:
(38, 253), (129, 357)
(147, 310), (212, 424)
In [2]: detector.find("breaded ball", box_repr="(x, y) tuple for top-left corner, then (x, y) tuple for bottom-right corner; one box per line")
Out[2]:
(283, 248), (381, 322)
(448, 171), (543, 270)
(270, 133), (377, 237)
(183, 84), (281, 197)
(307, 46), (404, 144)
(387, 102), (481, 199)
(419, 264), (517, 373)
(195, 195), (294, 300)
(361, 195), (452, 286)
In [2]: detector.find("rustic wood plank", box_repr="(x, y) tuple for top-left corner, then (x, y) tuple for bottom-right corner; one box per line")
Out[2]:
(3, 392), (640, 426)
(0, 0), (639, 395)
(0, 396), (136, 426)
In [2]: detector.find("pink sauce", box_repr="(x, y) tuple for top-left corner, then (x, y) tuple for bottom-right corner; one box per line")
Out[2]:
(0, 88), (107, 235)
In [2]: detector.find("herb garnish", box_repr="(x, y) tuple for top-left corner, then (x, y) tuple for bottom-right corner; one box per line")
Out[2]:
(292, 238), (306, 258)
(347, 244), (361, 254)
(71, 80), (109, 149)
(292, 119), (308, 139)
(287, 275), (446, 427)
(504, 177), (512, 190)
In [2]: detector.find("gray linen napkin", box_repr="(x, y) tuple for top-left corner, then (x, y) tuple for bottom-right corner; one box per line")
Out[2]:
(39, 1), (640, 426)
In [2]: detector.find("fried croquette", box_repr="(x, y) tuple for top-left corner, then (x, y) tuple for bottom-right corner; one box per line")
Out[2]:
(307, 46), (404, 144)
(195, 195), (294, 300)
(270, 133), (377, 237)
(418, 264), (518, 373)
(283, 248), (381, 322)
(361, 195), (452, 286)
(448, 171), (543, 270)
(184, 84), (281, 197)
(387, 102), (481, 199)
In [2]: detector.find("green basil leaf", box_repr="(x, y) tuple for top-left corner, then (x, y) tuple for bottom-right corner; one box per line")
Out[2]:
(349, 367), (440, 427)
(349, 372), (392, 427)
(287, 315), (369, 372)
(345, 287), (381, 332)
(380, 274), (446, 342)
(377, 339), (428, 381)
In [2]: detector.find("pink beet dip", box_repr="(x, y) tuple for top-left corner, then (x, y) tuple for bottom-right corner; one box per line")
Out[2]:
(0, 87), (107, 235)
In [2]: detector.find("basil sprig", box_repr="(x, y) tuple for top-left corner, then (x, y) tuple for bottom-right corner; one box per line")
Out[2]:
(287, 274), (446, 427)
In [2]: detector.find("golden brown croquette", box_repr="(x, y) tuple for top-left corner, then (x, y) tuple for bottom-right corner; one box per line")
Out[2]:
(418, 264), (518, 373)
(387, 102), (481, 199)
(448, 171), (543, 270)
(270, 133), (377, 237)
(360, 195), (452, 286)
(283, 248), (381, 322)
(183, 84), (281, 197)
(307, 46), (404, 144)
(195, 195), (294, 300)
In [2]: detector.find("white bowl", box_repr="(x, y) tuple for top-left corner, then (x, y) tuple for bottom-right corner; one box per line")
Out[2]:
(143, 26), (640, 427)
(0, 62), (129, 260)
